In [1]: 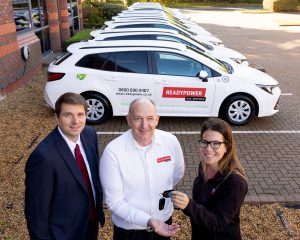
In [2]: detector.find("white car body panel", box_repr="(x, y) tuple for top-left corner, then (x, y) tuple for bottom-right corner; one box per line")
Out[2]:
(105, 18), (212, 36)
(90, 30), (248, 65)
(101, 21), (224, 46)
(112, 15), (210, 34)
(45, 40), (280, 125)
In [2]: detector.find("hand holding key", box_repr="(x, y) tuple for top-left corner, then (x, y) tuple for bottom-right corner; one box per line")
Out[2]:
(171, 191), (190, 210)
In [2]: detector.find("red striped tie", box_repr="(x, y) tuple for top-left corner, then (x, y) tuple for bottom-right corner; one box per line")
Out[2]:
(75, 144), (96, 222)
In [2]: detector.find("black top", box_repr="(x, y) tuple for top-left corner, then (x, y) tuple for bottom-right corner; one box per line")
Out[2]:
(183, 165), (248, 240)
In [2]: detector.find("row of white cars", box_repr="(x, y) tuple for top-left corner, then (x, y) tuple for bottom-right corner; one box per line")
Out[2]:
(44, 2), (281, 125)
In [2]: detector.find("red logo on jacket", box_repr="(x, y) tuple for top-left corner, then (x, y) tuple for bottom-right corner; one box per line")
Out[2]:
(157, 156), (171, 163)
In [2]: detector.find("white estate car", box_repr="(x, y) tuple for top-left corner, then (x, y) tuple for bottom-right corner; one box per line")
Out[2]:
(45, 40), (280, 125)
(116, 9), (204, 29)
(110, 15), (211, 35)
(90, 31), (248, 65)
(127, 3), (191, 21)
(102, 20), (224, 46)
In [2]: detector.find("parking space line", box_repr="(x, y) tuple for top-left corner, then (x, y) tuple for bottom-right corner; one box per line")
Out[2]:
(281, 93), (293, 96)
(233, 130), (300, 134)
(97, 130), (300, 135)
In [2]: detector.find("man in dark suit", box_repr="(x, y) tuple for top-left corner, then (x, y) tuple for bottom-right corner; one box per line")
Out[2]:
(25, 92), (105, 240)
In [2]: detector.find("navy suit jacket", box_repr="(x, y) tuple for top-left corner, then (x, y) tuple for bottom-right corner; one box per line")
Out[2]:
(25, 126), (105, 240)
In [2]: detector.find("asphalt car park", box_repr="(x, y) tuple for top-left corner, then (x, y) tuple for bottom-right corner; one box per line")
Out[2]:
(91, 8), (300, 203)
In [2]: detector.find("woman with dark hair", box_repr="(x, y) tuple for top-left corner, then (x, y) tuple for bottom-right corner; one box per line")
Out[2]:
(172, 118), (248, 240)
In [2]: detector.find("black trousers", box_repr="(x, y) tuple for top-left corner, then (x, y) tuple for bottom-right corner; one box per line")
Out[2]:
(83, 220), (99, 240)
(113, 218), (172, 240)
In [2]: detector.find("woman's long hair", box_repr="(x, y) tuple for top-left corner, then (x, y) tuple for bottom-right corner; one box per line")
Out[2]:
(200, 118), (247, 181)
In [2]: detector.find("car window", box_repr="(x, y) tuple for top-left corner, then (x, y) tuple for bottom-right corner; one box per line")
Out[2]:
(53, 52), (72, 65)
(120, 35), (152, 40)
(75, 53), (110, 70)
(115, 24), (151, 28)
(102, 53), (115, 71)
(103, 36), (124, 41)
(114, 51), (149, 74)
(187, 46), (227, 74)
(155, 35), (205, 53)
(156, 35), (181, 43)
(154, 51), (214, 77)
(154, 23), (174, 30)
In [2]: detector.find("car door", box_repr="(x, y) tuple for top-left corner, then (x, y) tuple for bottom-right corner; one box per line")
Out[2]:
(101, 50), (155, 114)
(152, 51), (217, 115)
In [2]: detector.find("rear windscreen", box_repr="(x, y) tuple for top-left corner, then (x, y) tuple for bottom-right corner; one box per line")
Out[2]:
(53, 52), (72, 65)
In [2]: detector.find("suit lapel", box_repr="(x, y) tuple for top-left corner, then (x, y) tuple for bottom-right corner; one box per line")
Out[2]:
(53, 128), (87, 193)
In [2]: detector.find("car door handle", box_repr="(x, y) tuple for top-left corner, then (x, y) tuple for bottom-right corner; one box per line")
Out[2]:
(104, 77), (117, 82)
(155, 79), (167, 84)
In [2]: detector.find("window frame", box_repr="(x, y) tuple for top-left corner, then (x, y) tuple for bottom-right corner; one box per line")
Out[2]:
(151, 51), (217, 78)
(13, 0), (33, 34)
(75, 51), (152, 75)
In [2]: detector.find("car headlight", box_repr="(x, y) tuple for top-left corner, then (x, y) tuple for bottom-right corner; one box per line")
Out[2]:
(230, 58), (249, 66)
(231, 58), (242, 64)
(256, 84), (278, 94)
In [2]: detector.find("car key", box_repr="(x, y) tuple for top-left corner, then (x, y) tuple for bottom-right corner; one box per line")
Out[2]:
(159, 197), (165, 210)
(162, 189), (174, 198)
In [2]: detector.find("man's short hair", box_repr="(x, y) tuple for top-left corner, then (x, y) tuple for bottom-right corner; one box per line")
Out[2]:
(55, 92), (88, 116)
(128, 98), (156, 115)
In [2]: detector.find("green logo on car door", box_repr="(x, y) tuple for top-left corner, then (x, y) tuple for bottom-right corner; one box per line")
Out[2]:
(77, 73), (86, 80)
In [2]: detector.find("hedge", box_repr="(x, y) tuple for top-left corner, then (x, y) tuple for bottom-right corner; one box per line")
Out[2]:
(82, 0), (125, 29)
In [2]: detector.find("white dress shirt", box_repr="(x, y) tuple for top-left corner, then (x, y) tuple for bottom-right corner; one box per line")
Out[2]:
(100, 129), (185, 230)
(57, 127), (96, 200)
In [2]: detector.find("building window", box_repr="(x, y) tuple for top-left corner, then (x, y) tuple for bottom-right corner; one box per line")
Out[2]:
(31, 0), (48, 29)
(68, 0), (79, 36)
(13, 0), (51, 54)
(13, 0), (32, 33)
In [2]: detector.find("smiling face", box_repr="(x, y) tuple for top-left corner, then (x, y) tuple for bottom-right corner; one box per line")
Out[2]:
(55, 103), (86, 142)
(200, 130), (227, 171)
(126, 99), (159, 146)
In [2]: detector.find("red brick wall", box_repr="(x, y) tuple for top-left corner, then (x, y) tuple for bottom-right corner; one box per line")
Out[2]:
(78, 0), (83, 30)
(60, 0), (71, 43)
(0, 0), (84, 97)
(48, 0), (62, 52)
(0, 1), (41, 97)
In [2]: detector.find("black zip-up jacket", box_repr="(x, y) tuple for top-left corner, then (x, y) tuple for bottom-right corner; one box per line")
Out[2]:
(183, 165), (248, 240)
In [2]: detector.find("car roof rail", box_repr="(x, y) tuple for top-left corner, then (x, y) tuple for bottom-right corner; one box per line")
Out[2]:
(90, 28), (177, 37)
(67, 40), (186, 53)
(92, 31), (179, 40)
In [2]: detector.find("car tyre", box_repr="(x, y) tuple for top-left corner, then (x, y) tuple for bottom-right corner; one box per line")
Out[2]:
(222, 95), (256, 126)
(81, 93), (111, 124)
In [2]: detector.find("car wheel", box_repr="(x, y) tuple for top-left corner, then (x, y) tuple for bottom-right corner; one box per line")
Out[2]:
(222, 95), (256, 125)
(81, 93), (111, 124)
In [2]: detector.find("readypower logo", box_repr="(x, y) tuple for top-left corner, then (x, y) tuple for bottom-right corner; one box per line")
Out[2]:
(162, 87), (206, 98)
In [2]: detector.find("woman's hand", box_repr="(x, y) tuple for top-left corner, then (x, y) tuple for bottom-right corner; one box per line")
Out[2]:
(171, 191), (189, 210)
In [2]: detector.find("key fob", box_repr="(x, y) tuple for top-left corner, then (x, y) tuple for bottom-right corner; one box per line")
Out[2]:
(159, 198), (165, 210)
(162, 189), (174, 198)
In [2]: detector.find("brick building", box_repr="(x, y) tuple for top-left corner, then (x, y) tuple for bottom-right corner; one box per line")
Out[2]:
(0, 0), (83, 97)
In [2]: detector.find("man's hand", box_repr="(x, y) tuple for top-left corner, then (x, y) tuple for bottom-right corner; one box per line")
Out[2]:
(147, 218), (180, 237)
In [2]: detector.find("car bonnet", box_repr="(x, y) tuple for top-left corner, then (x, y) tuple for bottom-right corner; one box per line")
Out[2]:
(234, 65), (278, 85)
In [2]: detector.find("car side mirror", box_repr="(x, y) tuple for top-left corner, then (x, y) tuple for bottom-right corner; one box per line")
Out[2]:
(198, 70), (208, 82)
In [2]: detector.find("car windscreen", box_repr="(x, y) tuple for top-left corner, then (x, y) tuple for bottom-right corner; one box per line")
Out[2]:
(177, 32), (214, 51)
(187, 46), (231, 74)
